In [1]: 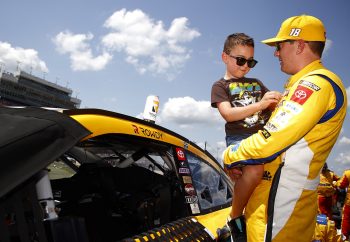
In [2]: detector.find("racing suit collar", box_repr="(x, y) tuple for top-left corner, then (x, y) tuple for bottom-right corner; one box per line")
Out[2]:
(285, 60), (324, 88)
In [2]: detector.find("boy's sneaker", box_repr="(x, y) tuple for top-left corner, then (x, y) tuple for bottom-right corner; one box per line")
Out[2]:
(216, 225), (231, 241)
(217, 216), (247, 242)
(227, 215), (247, 242)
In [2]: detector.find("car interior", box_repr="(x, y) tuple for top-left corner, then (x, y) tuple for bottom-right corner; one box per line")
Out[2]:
(49, 134), (189, 242)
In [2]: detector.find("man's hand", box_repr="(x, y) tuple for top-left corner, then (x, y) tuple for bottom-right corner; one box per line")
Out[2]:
(222, 143), (245, 181)
(224, 165), (243, 182)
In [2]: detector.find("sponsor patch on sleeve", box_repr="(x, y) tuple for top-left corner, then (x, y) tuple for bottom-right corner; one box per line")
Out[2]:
(290, 85), (314, 105)
(299, 80), (321, 91)
(265, 121), (278, 132)
(270, 110), (292, 129)
(261, 128), (271, 139)
(229, 143), (240, 152)
(284, 101), (302, 114)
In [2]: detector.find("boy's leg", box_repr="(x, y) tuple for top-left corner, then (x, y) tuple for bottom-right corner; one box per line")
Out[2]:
(230, 164), (264, 219)
(218, 164), (263, 242)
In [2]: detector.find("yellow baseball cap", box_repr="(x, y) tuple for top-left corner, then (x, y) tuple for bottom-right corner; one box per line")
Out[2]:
(262, 15), (326, 46)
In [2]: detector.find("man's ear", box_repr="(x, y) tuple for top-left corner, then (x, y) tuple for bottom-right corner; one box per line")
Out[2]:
(296, 40), (306, 55)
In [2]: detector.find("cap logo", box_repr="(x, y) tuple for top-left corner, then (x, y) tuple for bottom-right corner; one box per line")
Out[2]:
(289, 28), (301, 37)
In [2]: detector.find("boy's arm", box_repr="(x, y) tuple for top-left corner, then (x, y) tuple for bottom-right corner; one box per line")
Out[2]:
(217, 91), (281, 122)
(217, 101), (261, 122)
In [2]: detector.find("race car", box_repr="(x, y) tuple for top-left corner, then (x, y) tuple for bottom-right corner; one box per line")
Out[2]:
(0, 107), (233, 242)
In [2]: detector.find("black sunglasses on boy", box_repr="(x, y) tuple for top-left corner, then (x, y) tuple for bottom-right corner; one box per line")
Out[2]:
(228, 55), (258, 68)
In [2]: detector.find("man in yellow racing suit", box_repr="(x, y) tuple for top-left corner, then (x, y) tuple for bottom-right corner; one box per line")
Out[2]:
(317, 163), (340, 219)
(222, 15), (347, 242)
(335, 170), (350, 240)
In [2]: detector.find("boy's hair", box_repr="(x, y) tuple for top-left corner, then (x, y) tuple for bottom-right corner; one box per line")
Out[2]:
(223, 33), (255, 54)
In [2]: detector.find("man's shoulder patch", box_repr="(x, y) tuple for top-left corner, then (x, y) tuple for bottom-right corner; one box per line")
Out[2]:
(290, 85), (314, 105)
(299, 80), (321, 91)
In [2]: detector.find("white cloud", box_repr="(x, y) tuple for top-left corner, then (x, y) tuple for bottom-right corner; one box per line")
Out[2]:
(335, 152), (350, 166)
(102, 8), (200, 80)
(160, 96), (223, 128)
(346, 86), (350, 108)
(53, 9), (200, 78)
(324, 39), (332, 55)
(53, 31), (112, 71)
(339, 136), (350, 145)
(0, 41), (48, 73)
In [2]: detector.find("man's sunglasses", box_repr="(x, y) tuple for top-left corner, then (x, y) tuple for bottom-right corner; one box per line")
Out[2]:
(275, 40), (295, 51)
(228, 55), (258, 68)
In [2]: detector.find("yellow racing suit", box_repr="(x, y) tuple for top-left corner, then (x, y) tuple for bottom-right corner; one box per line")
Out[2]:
(318, 169), (339, 218)
(312, 214), (343, 242)
(223, 60), (347, 242)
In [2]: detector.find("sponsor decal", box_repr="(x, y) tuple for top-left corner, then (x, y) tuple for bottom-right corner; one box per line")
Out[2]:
(317, 214), (328, 225)
(261, 129), (271, 139)
(131, 124), (163, 140)
(176, 147), (186, 161)
(265, 122), (278, 132)
(300, 80), (321, 91)
(290, 85), (314, 105)
(271, 110), (292, 128)
(190, 203), (200, 214)
(185, 195), (198, 203)
(262, 170), (272, 181)
(284, 101), (302, 114)
(179, 168), (190, 174)
(182, 176), (193, 184)
(229, 143), (240, 153)
(277, 99), (285, 108)
(184, 184), (196, 196)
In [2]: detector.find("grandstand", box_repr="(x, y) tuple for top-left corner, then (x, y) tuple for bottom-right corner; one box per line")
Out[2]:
(0, 70), (80, 108)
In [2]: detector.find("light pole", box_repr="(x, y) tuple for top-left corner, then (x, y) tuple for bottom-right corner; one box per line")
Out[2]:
(0, 62), (5, 74)
(16, 61), (21, 72)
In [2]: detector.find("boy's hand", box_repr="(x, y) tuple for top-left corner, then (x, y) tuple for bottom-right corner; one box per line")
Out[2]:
(259, 91), (282, 111)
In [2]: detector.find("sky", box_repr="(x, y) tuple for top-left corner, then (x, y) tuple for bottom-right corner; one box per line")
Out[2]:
(0, 0), (349, 175)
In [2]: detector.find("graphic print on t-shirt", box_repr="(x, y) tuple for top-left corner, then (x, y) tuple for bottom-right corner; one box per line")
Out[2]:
(229, 81), (265, 128)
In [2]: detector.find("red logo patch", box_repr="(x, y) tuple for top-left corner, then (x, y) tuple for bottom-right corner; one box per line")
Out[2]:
(176, 147), (186, 161)
(290, 85), (314, 105)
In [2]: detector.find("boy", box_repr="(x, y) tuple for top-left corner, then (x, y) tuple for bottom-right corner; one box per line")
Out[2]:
(211, 33), (281, 242)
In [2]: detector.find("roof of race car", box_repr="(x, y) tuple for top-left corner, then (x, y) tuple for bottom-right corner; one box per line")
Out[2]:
(64, 108), (222, 171)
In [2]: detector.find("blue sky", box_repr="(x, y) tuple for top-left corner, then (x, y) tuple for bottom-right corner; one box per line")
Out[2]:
(1, 0), (349, 175)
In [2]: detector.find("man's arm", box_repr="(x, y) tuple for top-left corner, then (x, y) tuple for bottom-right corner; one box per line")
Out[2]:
(336, 171), (350, 189)
(223, 76), (339, 168)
